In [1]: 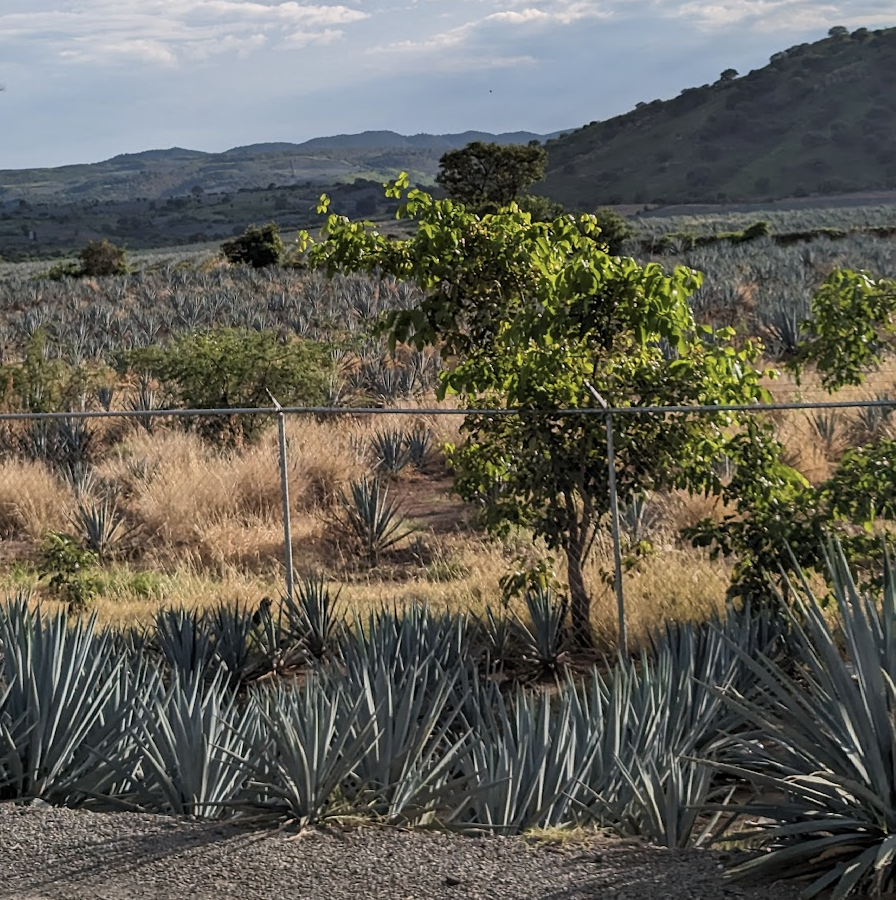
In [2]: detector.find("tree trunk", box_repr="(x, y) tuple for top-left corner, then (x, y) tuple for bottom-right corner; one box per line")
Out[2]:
(566, 530), (594, 649)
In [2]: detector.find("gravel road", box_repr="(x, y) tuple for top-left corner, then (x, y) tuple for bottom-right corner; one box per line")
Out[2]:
(0, 804), (800, 900)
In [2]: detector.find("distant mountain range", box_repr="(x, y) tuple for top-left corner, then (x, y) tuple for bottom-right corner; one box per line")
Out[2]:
(539, 25), (896, 206)
(3, 26), (896, 261)
(0, 131), (565, 204)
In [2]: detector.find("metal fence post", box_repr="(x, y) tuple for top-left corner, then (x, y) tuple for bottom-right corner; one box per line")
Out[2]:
(585, 383), (627, 652)
(268, 393), (294, 605)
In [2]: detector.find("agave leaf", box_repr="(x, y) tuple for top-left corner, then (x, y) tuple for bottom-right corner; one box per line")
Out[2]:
(0, 600), (131, 802)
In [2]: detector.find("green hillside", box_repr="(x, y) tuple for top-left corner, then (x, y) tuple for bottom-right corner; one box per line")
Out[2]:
(540, 26), (896, 208)
(0, 131), (558, 206)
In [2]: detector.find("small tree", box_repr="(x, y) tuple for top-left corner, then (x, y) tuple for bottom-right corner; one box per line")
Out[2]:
(222, 223), (284, 269)
(304, 177), (771, 645)
(687, 270), (896, 601)
(127, 328), (330, 445)
(79, 239), (127, 277)
(719, 68), (739, 82)
(436, 141), (548, 213)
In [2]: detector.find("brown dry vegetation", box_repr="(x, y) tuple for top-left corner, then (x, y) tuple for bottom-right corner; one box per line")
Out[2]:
(0, 364), (893, 647)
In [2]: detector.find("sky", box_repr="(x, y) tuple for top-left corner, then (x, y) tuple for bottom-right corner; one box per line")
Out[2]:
(0, 0), (894, 170)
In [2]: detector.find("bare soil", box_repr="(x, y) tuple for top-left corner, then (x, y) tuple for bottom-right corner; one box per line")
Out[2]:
(0, 804), (801, 900)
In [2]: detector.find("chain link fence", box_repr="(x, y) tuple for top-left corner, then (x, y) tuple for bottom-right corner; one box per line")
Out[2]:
(1, 391), (895, 644)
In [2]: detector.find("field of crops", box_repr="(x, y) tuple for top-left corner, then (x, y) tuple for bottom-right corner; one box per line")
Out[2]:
(1, 204), (896, 896)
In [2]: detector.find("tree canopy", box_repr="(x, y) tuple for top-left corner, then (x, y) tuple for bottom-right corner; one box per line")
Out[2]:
(303, 176), (773, 644)
(435, 141), (548, 213)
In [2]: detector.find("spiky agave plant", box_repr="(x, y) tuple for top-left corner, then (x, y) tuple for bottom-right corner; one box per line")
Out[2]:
(236, 677), (379, 828)
(0, 597), (136, 803)
(566, 606), (780, 848)
(512, 586), (569, 674)
(280, 572), (343, 660)
(454, 688), (598, 834)
(711, 543), (896, 899)
(338, 476), (415, 564)
(153, 607), (215, 676)
(370, 429), (412, 476)
(321, 650), (472, 824)
(93, 669), (252, 818)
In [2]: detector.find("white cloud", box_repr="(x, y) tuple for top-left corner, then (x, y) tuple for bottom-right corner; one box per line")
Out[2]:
(368, 0), (611, 64)
(0, 1), (368, 67)
(279, 27), (344, 46)
(643, 0), (895, 33)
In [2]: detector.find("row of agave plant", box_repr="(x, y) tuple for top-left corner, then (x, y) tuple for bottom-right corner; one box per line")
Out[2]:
(0, 229), (892, 376)
(4, 547), (896, 897)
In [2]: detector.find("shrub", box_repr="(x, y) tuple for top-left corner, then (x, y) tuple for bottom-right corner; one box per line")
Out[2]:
(78, 239), (127, 277)
(127, 328), (331, 444)
(38, 532), (100, 610)
(221, 223), (284, 269)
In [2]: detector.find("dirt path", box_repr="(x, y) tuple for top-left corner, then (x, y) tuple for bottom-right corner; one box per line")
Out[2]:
(0, 805), (798, 900)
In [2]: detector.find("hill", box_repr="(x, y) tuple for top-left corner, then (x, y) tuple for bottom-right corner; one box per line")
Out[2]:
(539, 26), (896, 208)
(0, 130), (560, 205)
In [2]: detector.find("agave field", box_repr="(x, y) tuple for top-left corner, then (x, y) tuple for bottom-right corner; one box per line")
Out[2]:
(1, 205), (896, 898)
(4, 550), (896, 898)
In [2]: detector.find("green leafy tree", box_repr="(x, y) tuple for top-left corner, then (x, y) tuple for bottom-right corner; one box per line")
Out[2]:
(222, 223), (285, 269)
(794, 269), (896, 390)
(78, 239), (127, 277)
(303, 176), (771, 644)
(436, 141), (547, 213)
(687, 269), (896, 601)
(127, 328), (330, 445)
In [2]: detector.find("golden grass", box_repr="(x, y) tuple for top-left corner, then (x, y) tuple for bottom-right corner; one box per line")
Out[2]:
(1, 366), (893, 641)
(0, 459), (75, 541)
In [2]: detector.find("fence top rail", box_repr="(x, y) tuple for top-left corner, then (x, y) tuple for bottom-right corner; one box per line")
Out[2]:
(0, 396), (895, 423)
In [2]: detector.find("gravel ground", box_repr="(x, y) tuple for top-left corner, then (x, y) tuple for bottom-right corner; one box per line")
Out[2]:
(0, 804), (801, 900)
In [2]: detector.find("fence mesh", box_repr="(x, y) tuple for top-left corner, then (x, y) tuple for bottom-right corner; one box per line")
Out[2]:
(1, 387), (895, 645)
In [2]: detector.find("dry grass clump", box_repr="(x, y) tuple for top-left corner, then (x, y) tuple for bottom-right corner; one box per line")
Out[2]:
(92, 420), (366, 564)
(282, 416), (367, 508)
(0, 459), (75, 541)
(587, 546), (732, 651)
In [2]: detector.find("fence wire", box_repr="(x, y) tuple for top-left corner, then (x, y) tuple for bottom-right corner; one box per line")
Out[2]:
(1, 395), (895, 648)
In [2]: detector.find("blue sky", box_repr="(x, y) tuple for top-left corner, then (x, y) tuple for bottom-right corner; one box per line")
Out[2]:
(0, 0), (894, 170)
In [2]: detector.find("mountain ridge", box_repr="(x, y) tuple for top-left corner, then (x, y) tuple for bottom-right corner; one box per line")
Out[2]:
(0, 130), (566, 203)
(539, 25), (896, 207)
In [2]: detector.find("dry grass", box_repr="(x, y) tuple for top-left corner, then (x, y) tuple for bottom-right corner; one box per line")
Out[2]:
(0, 459), (75, 541)
(2, 369), (894, 641)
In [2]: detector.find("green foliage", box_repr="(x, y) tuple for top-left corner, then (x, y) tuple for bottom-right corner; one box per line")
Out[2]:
(126, 327), (330, 444)
(38, 532), (100, 611)
(221, 222), (285, 269)
(685, 422), (896, 602)
(515, 193), (566, 222)
(793, 268), (896, 390)
(78, 239), (127, 277)
(0, 332), (95, 413)
(435, 141), (547, 213)
(305, 177), (771, 642)
(44, 260), (84, 281)
(591, 207), (633, 254)
(643, 220), (771, 253)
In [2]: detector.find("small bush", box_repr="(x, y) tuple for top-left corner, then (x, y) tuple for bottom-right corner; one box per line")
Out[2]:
(78, 239), (127, 277)
(222, 223), (284, 269)
(38, 532), (100, 610)
(127, 328), (331, 444)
